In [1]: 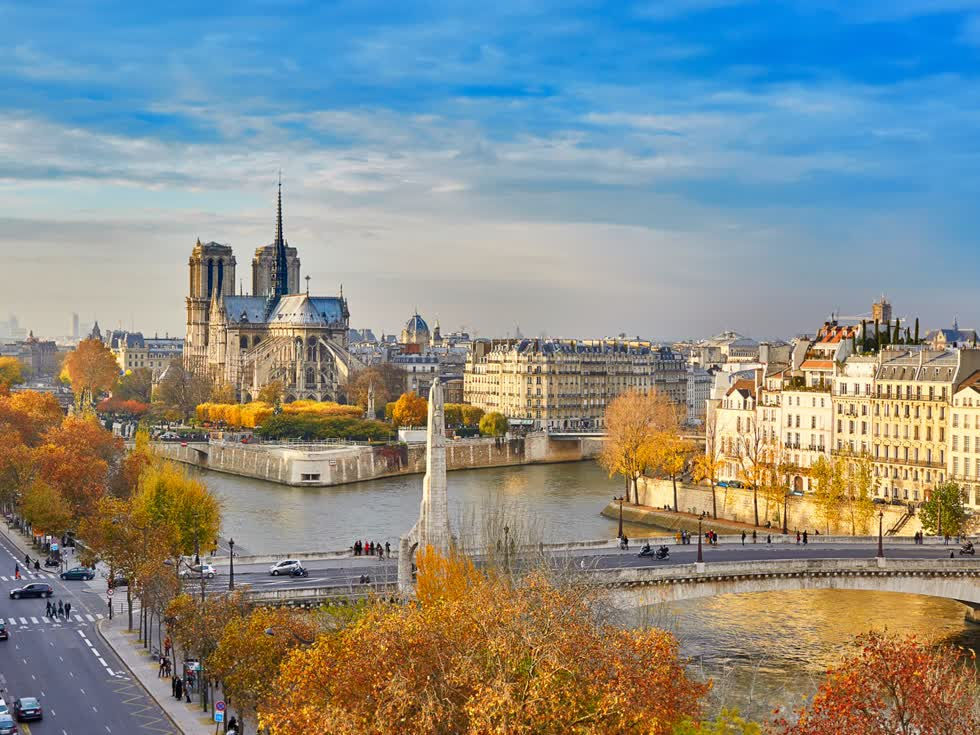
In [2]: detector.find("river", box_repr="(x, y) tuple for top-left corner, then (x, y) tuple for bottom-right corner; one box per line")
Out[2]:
(199, 460), (978, 719)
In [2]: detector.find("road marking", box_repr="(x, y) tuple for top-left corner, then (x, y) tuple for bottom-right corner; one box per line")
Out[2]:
(86, 614), (95, 621)
(97, 657), (107, 666)
(19, 617), (26, 624)
(95, 613), (103, 619)
(30, 616), (39, 624)
(74, 615), (82, 622)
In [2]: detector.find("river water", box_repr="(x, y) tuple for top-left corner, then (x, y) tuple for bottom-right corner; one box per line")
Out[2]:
(200, 460), (979, 718)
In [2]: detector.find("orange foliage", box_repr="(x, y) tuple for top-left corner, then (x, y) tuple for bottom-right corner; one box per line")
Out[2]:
(0, 390), (63, 445)
(391, 390), (427, 427)
(62, 338), (119, 404)
(777, 631), (980, 735)
(196, 399), (359, 428)
(259, 552), (706, 735)
(96, 396), (148, 415)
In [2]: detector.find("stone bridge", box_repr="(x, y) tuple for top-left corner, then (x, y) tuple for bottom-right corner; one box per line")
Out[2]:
(587, 557), (980, 621)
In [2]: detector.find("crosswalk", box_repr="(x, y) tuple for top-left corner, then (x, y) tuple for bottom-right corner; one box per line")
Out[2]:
(0, 572), (58, 581)
(3, 613), (103, 627)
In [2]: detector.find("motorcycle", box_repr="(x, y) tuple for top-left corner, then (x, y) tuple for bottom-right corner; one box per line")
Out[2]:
(43, 557), (59, 568)
(655, 546), (670, 560)
(290, 566), (309, 577)
(960, 543), (976, 556)
(638, 545), (654, 558)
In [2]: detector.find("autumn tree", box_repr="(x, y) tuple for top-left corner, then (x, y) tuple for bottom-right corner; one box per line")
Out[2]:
(777, 632), (980, 735)
(478, 411), (509, 437)
(154, 360), (212, 422)
(392, 390), (428, 427)
(259, 549), (708, 735)
(919, 481), (970, 537)
(692, 414), (723, 519)
(344, 364), (406, 409)
(62, 337), (120, 408)
(208, 606), (319, 722)
(600, 389), (677, 504)
(809, 456), (844, 534)
(460, 404), (484, 428)
(841, 452), (877, 535)
(0, 357), (26, 389)
(20, 479), (73, 538)
(210, 380), (237, 404)
(257, 380), (284, 405)
(735, 422), (767, 527)
(114, 367), (153, 403)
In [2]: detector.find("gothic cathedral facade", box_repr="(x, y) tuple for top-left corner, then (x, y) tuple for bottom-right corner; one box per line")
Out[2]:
(183, 183), (355, 402)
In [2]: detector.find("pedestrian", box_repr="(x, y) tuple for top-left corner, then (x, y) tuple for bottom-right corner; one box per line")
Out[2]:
(45, 600), (52, 618)
(368, 541), (374, 556)
(57, 600), (64, 618)
(766, 534), (772, 544)
(175, 677), (183, 700)
(752, 530), (757, 543)
(171, 675), (177, 698)
(164, 635), (172, 657)
(14, 563), (19, 578)
(159, 655), (166, 678)
(385, 541), (391, 558)
(377, 544), (383, 560)
(622, 534), (629, 551)
(185, 678), (192, 702)
(741, 531), (746, 546)
(802, 530), (808, 546)
(65, 601), (71, 619)
(796, 531), (801, 544)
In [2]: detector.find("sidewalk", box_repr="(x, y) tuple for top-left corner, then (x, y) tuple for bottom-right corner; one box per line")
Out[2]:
(97, 615), (215, 735)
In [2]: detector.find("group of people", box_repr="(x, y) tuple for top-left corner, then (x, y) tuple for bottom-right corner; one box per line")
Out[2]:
(170, 674), (191, 703)
(45, 599), (71, 619)
(352, 540), (390, 559)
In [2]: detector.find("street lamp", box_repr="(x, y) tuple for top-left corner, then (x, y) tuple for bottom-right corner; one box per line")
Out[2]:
(782, 491), (789, 535)
(697, 517), (703, 564)
(616, 496), (624, 539)
(877, 510), (884, 558)
(228, 538), (235, 591)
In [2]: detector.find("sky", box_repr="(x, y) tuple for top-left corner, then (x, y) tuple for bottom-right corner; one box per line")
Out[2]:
(2, 1), (980, 341)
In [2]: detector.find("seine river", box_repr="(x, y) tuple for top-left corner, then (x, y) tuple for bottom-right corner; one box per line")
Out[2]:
(201, 461), (979, 718)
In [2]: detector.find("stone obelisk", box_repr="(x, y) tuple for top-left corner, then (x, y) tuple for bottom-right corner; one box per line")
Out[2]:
(398, 376), (451, 591)
(365, 382), (376, 419)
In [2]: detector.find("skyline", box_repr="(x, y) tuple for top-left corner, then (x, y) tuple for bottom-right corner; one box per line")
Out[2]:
(3, 2), (980, 337)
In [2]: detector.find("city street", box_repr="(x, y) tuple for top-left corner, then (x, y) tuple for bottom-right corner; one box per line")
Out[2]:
(0, 531), (174, 735)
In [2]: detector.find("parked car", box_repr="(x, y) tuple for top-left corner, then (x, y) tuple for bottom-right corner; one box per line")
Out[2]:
(12, 698), (41, 722)
(0, 622), (8, 641)
(889, 498), (906, 506)
(9, 583), (53, 599)
(60, 566), (95, 581)
(0, 713), (16, 734)
(159, 431), (181, 441)
(109, 575), (129, 589)
(179, 563), (216, 579)
(872, 497), (888, 505)
(269, 559), (302, 576)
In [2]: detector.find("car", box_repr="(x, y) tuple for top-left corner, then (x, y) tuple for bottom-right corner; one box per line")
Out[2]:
(0, 622), (7, 641)
(12, 698), (40, 722)
(60, 566), (95, 581)
(109, 575), (129, 589)
(0, 697), (8, 714)
(0, 713), (16, 734)
(889, 498), (905, 506)
(872, 497), (888, 505)
(788, 489), (805, 497)
(159, 431), (181, 441)
(179, 563), (216, 579)
(9, 583), (53, 599)
(269, 559), (302, 576)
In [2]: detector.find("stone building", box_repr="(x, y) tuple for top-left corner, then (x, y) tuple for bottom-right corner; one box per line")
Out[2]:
(949, 372), (980, 509)
(183, 183), (355, 401)
(106, 331), (183, 379)
(0, 332), (58, 379)
(464, 338), (687, 430)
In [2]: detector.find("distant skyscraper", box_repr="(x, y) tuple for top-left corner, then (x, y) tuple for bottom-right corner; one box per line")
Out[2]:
(71, 312), (79, 340)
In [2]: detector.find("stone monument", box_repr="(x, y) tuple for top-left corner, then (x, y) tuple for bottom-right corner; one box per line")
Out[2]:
(398, 377), (451, 591)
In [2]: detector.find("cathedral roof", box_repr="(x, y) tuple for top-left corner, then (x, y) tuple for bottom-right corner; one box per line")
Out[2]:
(220, 294), (345, 326)
(270, 294), (328, 325)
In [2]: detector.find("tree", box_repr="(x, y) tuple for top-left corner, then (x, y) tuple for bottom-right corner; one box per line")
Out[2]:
(257, 380), (284, 405)
(919, 481), (970, 537)
(810, 456), (843, 534)
(599, 390), (676, 504)
(20, 479), (73, 538)
(478, 411), (509, 437)
(208, 606), (318, 721)
(0, 357), (26, 389)
(777, 632), (980, 735)
(154, 360), (212, 422)
(736, 422), (767, 527)
(114, 368), (153, 403)
(656, 434), (696, 514)
(674, 710), (762, 735)
(914, 316), (920, 344)
(392, 391), (428, 427)
(460, 404), (484, 428)
(209, 381), (237, 404)
(258, 550), (708, 735)
(692, 414), (723, 519)
(842, 452), (877, 535)
(62, 337), (120, 408)
(344, 364), (406, 409)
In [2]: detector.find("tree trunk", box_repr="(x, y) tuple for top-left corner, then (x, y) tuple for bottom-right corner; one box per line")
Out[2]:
(127, 586), (133, 631)
(711, 480), (717, 519)
(753, 486), (759, 526)
(672, 475), (678, 512)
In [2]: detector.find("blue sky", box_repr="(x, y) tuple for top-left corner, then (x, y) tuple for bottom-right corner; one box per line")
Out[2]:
(2, 0), (980, 339)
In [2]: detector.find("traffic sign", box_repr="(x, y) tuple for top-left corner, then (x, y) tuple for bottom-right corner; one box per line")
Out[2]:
(107, 587), (114, 597)
(215, 701), (225, 712)
(214, 711), (224, 723)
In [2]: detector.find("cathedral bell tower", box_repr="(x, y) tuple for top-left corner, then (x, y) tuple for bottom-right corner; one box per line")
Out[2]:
(185, 239), (236, 373)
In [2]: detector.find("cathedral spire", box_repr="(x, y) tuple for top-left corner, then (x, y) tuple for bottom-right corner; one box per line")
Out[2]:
(272, 172), (288, 299)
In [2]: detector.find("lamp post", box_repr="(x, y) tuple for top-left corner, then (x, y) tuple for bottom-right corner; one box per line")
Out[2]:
(877, 510), (884, 558)
(782, 491), (789, 535)
(697, 517), (703, 563)
(228, 537), (235, 591)
(616, 496), (624, 539)
(504, 525), (510, 571)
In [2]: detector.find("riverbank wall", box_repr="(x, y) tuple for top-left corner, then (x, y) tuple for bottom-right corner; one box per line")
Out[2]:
(622, 477), (923, 536)
(154, 433), (603, 487)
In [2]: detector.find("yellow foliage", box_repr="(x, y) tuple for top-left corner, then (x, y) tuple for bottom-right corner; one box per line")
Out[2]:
(414, 545), (485, 608)
(195, 399), (360, 428)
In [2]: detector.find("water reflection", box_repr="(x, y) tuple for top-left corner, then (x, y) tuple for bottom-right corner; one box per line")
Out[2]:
(642, 590), (980, 719)
(198, 461), (651, 554)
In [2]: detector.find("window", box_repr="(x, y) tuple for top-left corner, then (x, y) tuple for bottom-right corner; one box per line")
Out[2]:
(953, 413), (959, 428)
(811, 416), (817, 429)
(953, 435), (959, 451)
(300, 473), (321, 482)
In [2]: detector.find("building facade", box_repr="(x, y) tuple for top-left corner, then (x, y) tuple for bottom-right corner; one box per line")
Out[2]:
(106, 331), (183, 378)
(183, 183), (355, 402)
(949, 373), (980, 509)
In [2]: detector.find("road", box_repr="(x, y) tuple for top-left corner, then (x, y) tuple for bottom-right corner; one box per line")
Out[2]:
(0, 531), (174, 735)
(190, 540), (973, 596)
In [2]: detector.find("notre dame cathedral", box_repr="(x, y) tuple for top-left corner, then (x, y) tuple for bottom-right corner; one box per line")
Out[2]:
(183, 182), (356, 402)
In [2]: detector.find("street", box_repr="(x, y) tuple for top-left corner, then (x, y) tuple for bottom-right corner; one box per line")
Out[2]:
(0, 531), (174, 735)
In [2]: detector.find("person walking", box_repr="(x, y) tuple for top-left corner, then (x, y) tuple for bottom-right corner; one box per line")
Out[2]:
(171, 675), (177, 698)
(57, 600), (64, 618)
(752, 530), (757, 543)
(741, 531), (746, 546)
(159, 655), (166, 678)
(385, 541), (391, 558)
(766, 534), (772, 544)
(175, 677), (183, 701)
(65, 601), (71, 619)
(14, 563), (19, 578)
(802, 530), (808, 546)
(796, 531), (801, 544)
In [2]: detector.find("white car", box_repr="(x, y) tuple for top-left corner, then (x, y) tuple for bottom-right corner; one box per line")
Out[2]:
(269, 559), (302, 576)
(179, 563), (216, 579)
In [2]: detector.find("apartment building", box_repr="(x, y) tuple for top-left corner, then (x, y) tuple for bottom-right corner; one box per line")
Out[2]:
(832, 355), (877, 457)
(871, 349), (980, 502)
(716, 378), (757, 483)
(948, 372), (980, 509)
(107, 330), (184, 379)
(463, 338), (687, 430)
